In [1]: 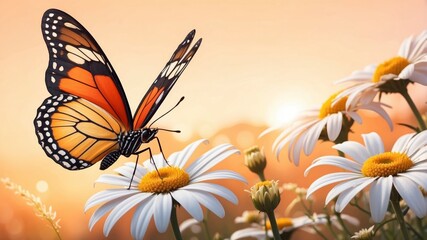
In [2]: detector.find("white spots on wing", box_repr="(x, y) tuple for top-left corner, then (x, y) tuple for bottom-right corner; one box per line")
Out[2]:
(44, 30), (49, 35)
(58, 43), (63, 48)
(53, 20), (58, 24)
(45, 146), (52, 154)
(63, 162), (71, 168)
(51, 76), (56, 83)
(79, 48), (99, 62)
(164, 61), (179, 77)
(52, 48), (57, 54)
(45, 24), (49, 29)
(67, 96), (73, 101)
(46, 17), (51, 21)
(53, 154), (59, 161)
(52, 62), (57, 69)
(93, 52), (105, 64)
(57, 95), (64, 101)
(36, 120), (42, 127)
(67, 53), (85, 64)
(66, 45), (90, 63)
(59, 66), (64, 71)
(64, 22), (79, 29)
(45, 120), (50, 125)
(52, 32), (57, 37)
(52, 144), (57, 150)
(58, 150), (66, 156)
(47, 107), (55, 113)
(156, 92), (164, 104)
(45, 132), (51, 137)
(48, 13), (54, 17)
(38, 132), (44, 140)
(46, 36), (51, 41)
(57, 16), (63, 20)
(43, 113), (49, 118)
(52, 25), (57, 30)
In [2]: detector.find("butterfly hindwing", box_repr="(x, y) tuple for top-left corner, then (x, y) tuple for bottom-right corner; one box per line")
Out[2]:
(34, 94), (125, 170)
(42, 9), (132, 130)
(132, 30), (203, 129)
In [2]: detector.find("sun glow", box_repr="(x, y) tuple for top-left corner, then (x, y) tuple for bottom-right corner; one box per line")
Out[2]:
(267, 102), (304, 127)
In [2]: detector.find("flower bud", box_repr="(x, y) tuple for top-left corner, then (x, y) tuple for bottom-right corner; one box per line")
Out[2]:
(244, 146), (267, 175)
(249, 180), (280, 212)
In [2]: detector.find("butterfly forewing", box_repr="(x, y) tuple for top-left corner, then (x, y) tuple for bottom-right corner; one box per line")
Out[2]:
(34, 94), (125, 170)
(42, 9), (132, 130)
(132, 31), (202, 129)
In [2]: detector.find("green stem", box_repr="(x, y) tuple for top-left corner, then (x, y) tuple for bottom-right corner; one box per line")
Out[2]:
(257, 171), (266, 182)
(170, 205), (183, 240)
(266, 210), (282, 240)
(390, 188), (411, 240)
(400, 88), (426, 131)
(334, 210), (352, 236)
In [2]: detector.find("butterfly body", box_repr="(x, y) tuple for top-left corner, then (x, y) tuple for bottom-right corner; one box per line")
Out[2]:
(35, 9), (201, 170)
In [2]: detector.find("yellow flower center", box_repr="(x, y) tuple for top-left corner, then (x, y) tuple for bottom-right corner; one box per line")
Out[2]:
(255, 180), (273, 188)
(138, 166), (190, 193)
(361, 152), (413, 177)
(265, 218), (293, 230)
(319, 92), (348, 119)
(372, 56), (410, 83)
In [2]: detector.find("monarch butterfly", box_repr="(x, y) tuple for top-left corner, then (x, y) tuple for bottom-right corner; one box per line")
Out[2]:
(34, 9), (202, 171)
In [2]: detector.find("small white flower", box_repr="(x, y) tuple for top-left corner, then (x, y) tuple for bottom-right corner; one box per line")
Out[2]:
(85, 139), (247, 239)
(305, 131), (427, 222)
(230, 214), (358, 240)
(265, 91), (392, 165)
(336, 30), (427, 100)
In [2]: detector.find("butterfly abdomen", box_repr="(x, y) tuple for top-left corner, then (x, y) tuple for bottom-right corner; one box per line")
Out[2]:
(34, 94), (124, 170)
(118, 131), (144, 157)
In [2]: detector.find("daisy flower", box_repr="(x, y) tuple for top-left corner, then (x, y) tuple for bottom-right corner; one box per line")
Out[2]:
(305, 131), (427, 223)
(335, 31), (427, 130)
(336, 31), (427, 97)
(230, 213), (359, 240)
(267, 90), (392, 165)
(85, 139), (247, 239)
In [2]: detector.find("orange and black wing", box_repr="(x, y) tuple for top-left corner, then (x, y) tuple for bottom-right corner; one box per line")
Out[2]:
(34, 94), (126, 170)
(41, 9), (132, 130)
(132, 30), (202, 129)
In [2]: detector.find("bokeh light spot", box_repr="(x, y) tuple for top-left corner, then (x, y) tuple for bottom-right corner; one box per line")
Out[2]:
(36, 180), (49, 193)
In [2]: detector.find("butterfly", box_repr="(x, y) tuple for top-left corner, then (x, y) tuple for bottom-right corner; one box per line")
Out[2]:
(34, 9), (202, 171)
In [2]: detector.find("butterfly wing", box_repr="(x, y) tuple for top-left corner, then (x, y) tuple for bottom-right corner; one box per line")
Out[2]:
(41, 9), (132, 130)
(132, 30), (202, 129)
(34, 94), (125, 170)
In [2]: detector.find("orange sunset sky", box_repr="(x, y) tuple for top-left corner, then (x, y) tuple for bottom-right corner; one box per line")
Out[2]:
(1, 0), (427, 239)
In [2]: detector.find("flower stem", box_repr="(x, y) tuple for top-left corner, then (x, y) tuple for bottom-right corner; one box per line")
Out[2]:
(257, 172), (266, 181)
(266, 210), (282, 240)
(400, 88), (426, 131)
(390, 188), (411, 240)
(170, 205), (183, 240)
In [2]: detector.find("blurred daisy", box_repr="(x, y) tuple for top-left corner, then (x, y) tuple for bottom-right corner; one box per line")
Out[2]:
(230, 213), (358, 240)
(267, 90), (392, 165)
(335, 30), (427, 101)
(85, 139), (247, 239)
(305, 131), (427, 222)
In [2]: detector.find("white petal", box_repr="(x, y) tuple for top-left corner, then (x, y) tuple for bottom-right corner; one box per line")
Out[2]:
(398, 63), (415, 79)
(190, 191), (225, 218)
(85, 189), (139, 211)
(325, 177), (372, 205)
(326, 113), (342, 141)
(306, 172), (362, 198)
(407, 131), (427, 157)
(303, 118), (327, 155)
(333, 141), (370, 164)
(335, 178), (375, 212)
(230, 227), (265, 240)
(187, 144), (239, 179)
(362, 132), (384, 155)
(182, 182), (238, 204)
(171, 189), (203, 221)
(153, 194), (172, 233)
(305, 156), (361, 174)
(131, 195), (156, 240)
(95, 174), (137, 187)
(88, 196), (126, 231)
(103, 193), (152, 236)
(369, 176), (392, 222)
(191, 170), (247, 184)
(289, 130), (308, 165)
(172, 139), (208, 168)
(394, 176), (427, 218)
(408, 61), (427, 85)
(359, 103), (393, 130)
(179, 218), (199, 232)
(346, 111), (363, 125)
(399, 172), (427, 192)
(392, 132), (414, 152)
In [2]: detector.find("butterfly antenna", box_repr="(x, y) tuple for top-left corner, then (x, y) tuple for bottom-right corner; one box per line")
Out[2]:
(148, 96), (185, 128)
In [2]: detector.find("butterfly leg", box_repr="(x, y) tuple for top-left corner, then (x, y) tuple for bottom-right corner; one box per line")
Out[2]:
(154, 137), (170, 166)
(135, 147), (163, 179)
(128, 154), (140, 190)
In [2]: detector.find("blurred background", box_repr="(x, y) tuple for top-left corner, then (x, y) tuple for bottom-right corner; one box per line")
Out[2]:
(1, 0), (427, 239)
